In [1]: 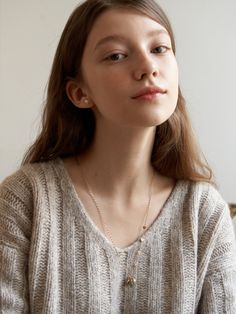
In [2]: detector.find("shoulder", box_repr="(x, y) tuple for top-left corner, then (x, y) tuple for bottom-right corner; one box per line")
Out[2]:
(177, 180), (227, 213)
(178, 180), (232, 239)
(1, 158), (62, 189)
(173, 179), (230, 229)
(0, 159), (65, 238)
(0, 158), (64, 206)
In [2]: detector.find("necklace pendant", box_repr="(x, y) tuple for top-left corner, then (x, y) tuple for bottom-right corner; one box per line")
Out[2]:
(125, 275), (136, 287)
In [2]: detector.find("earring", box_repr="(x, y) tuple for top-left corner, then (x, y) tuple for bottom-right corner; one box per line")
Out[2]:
(81, 97), (89, 104)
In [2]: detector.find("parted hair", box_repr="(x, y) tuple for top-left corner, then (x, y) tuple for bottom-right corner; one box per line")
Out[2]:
(22, 0), (213, 183)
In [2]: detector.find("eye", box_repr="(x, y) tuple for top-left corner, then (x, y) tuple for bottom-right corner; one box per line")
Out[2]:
(106, 53), (126, 61)
(152, 46), (169, 54)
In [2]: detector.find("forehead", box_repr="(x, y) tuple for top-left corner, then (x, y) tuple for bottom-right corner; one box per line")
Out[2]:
(85, 8), (170, 48)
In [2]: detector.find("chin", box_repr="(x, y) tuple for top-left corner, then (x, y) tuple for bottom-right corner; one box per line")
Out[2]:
(143, 111), (174, 127)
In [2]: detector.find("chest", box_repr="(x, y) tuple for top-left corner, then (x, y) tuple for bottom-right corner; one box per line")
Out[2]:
(75, 185), (174, 249)
(28, 210), (199, 313)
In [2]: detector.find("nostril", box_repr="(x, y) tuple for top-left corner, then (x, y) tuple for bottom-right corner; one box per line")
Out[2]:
(152, 70), (159, 77)
(133, 64), (159, 80)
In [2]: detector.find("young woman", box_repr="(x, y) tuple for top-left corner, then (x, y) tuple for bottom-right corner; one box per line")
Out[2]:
(1, 0), (236, 313)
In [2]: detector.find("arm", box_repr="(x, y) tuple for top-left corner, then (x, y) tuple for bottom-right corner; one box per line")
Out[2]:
(0, 170), (32, 313)
(198, 203), (236, 313)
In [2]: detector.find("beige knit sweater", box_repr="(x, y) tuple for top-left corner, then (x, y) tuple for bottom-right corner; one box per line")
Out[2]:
(0, 158), (236, 313)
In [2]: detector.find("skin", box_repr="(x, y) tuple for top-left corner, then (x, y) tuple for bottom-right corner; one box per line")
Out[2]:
(65, 8), (179, 248)
(80, 9), (178, 128)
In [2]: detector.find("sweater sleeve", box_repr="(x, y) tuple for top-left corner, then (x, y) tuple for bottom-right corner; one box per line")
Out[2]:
(198, 200), (236, 313)
(0, 169), (32, 313)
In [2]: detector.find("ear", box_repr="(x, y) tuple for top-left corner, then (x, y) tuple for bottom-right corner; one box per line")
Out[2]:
(66, 80), (93, 109)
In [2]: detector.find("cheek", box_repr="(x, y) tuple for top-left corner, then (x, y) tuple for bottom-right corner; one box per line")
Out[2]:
(169, 63), (179, 98)
(170, 59), (179, 83)
(89, 73), (125, 102)
(166, 63), (179, 111)
(83, 65), (110, 92)
(80, 69), (101, 100)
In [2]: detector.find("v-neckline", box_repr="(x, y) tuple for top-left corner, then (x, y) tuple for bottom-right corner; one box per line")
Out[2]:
(57, 157), (181, 254)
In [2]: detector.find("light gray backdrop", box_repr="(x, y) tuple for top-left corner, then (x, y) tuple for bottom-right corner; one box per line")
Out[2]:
(0, 1), (235, 211)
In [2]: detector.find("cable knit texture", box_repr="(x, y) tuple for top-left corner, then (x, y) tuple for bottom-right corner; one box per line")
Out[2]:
(0, 158), (236, 313)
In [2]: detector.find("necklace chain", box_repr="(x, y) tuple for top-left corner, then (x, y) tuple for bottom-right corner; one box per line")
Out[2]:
(76, 157), (155, 287)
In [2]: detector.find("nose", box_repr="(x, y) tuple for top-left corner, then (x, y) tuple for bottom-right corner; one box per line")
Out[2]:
(133, 52), (159, 81)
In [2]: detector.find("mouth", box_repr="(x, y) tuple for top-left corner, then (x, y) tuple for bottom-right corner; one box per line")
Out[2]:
(131, 86), (167, 100)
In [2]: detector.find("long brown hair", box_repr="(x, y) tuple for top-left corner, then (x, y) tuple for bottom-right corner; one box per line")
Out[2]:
(22, 0), (213, 183)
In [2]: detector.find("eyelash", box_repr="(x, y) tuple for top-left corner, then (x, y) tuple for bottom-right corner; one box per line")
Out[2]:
(105, 53), (126, 62)
(152, 46), (169, 54)
(105, 45), (170, 62)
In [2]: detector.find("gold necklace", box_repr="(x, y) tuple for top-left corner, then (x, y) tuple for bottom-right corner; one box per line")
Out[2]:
(76, 157), (155, 287)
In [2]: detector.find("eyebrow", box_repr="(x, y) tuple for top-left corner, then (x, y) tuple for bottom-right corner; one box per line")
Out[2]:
(94, 29), (170, 51)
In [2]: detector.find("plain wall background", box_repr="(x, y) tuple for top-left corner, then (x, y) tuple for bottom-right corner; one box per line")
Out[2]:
(0, 1), (236, 225)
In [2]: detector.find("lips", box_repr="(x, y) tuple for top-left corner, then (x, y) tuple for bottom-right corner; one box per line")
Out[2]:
(132, 86), (166, 99)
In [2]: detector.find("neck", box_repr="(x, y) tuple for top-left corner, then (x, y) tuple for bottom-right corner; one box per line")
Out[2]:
(77, 124), (157, 201)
